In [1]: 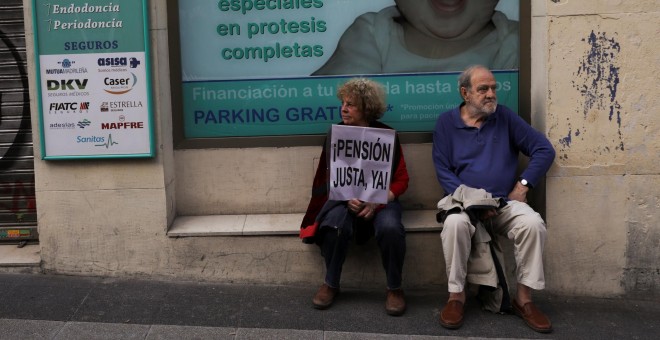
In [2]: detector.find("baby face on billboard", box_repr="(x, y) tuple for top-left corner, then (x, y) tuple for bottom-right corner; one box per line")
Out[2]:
(394, 0), (499, 40)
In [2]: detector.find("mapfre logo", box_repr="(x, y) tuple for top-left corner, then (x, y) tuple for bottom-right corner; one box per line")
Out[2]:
(101, 121), (144, 130)
(103, 72), (137, 95)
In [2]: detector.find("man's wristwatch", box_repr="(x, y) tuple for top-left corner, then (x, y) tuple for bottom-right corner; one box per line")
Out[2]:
(520, 178), (531, 188)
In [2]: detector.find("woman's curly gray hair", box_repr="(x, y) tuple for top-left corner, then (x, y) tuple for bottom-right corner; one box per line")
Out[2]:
(337, 78), (387, 122)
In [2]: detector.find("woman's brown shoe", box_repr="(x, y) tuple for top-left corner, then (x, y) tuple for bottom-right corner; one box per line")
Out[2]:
(385, 289), (406, 316)
(312, 284), (339, 309)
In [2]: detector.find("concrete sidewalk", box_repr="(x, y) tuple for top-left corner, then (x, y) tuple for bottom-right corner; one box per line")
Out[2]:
(0, 273), (658, 340)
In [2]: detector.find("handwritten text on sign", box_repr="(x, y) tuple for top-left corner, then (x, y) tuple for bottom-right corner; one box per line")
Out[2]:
(329, 125), (395, 204)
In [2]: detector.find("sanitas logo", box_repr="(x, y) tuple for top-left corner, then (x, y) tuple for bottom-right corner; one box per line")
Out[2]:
(94, 134), (119, 149)
(76, 135), (105, 143)
(103, 73), (137, 95)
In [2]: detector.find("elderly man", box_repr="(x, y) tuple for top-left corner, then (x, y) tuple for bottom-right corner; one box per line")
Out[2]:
(432, 65), (555, 333)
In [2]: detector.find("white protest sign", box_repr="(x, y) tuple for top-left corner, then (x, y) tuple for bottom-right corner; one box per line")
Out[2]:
(329, 125), (396, 204)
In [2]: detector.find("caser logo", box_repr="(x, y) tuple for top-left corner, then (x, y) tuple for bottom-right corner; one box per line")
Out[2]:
(103, 72), (137, 95)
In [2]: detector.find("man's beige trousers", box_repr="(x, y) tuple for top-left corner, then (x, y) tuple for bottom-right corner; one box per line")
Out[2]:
(441, 200), (547, 293)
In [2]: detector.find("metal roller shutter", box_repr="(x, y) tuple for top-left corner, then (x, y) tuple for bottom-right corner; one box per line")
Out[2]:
(0, 0), (38, 243)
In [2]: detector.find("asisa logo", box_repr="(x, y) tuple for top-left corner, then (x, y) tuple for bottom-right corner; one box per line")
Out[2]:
(103, 72), (138, 95)
(98, 57), (140, 69)
(129, 57), (140, 68)
(97, 57), (127, 67)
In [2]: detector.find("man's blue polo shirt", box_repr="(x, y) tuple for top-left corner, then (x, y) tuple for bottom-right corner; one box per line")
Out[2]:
(432, 104), (555, 198)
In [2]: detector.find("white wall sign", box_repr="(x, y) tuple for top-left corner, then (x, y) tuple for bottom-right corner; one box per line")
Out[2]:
(32, 0), (154, 159)
(329, 125), (395, 204)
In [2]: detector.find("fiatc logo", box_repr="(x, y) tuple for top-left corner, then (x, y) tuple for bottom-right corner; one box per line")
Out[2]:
(48, 101), (89, 114)
(103, 73), (137, 95)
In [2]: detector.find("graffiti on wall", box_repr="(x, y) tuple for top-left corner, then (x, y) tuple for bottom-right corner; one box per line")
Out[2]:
(559, 31), (623, 159)
(0, 26), (37, 226)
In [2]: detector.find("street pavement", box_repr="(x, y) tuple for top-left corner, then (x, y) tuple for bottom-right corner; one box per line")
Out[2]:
(0, 273), (658, 339)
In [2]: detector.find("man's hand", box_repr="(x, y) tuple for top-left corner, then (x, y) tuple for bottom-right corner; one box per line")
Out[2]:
(508, 181), (529, 202)
(479, 208), (498, 221)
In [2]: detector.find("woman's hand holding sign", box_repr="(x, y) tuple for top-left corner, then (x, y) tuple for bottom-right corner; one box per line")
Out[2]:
(348, 198), (377, 221)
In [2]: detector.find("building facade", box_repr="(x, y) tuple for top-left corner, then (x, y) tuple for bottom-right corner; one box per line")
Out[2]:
(5, 0), (658, 298)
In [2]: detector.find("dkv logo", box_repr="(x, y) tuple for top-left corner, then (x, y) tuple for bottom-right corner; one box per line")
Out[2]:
(47, 78), (88, 91)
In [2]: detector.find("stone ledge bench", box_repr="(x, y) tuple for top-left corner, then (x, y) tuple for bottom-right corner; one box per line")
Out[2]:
(167, 210), (440, 237)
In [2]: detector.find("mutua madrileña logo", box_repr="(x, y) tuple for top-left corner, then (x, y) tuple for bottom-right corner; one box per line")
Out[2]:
(45, 58), (88, 74)
(103, 72), (138, 95)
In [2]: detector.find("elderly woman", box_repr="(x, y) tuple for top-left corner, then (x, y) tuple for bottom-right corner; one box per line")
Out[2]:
(299, 78), (409, 316)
